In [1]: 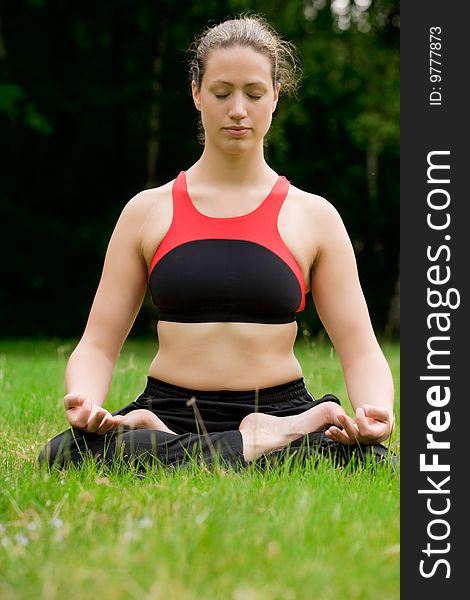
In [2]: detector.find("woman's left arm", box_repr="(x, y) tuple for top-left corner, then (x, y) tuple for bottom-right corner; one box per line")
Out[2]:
(309, 199), (395, 445)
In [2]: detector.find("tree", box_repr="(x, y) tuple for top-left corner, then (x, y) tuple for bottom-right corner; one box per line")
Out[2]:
(0, 0), (399, 336)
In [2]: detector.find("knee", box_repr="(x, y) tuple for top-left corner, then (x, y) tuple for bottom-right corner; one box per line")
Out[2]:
(37, 430), (76, 470)
(37, 440), (59, 470)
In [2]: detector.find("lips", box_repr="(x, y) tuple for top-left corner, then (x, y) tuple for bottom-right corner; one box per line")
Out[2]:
(224, 126), (251, 137)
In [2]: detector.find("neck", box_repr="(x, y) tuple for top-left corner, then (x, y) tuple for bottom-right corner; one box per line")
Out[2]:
(189, 141), (275, 186)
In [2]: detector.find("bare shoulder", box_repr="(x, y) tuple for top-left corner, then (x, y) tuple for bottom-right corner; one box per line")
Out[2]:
(112, 178), (176, 266)
(111, 179), (174, 240)
(119, 179), (174, 224)
(288, 183), (346, 234)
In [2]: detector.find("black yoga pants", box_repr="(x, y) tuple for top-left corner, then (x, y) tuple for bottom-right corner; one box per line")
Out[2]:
(37, 377), (391, 470)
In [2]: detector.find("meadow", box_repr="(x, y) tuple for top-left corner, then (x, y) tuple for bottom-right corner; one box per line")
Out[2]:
(0, 337), (400, 600)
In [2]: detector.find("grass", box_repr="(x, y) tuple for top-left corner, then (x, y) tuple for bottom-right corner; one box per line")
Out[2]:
(0, 337), (400, 600)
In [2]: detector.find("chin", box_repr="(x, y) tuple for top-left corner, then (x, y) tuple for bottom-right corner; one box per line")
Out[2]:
(208, 138), (251, 156)
(224, 143), (252, 156)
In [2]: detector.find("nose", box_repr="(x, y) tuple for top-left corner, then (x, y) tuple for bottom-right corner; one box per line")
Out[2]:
(227, 92), (248, 120)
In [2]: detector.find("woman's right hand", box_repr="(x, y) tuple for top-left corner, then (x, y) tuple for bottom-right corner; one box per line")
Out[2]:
(63, 393), (118, 434)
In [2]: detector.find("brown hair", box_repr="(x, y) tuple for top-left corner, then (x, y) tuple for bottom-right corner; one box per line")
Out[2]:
(188, 14), (302, 96)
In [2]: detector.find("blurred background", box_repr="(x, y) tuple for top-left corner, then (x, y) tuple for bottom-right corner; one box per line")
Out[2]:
(0, 0), (399, 339)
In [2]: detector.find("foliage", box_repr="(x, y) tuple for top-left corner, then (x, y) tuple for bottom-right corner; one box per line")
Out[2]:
(0, 1), (399, 336)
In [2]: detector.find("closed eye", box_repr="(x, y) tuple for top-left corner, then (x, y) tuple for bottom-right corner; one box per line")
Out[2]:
(214, 93), (263, 100)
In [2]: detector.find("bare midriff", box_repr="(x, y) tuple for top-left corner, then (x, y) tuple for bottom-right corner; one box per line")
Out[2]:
(148, 320), (303, 391)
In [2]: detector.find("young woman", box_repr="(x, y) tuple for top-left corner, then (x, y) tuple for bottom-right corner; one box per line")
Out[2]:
(39, 15), (395, 470)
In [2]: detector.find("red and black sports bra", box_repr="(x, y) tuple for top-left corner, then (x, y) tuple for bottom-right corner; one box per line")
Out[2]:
(148, 171), (306, 324)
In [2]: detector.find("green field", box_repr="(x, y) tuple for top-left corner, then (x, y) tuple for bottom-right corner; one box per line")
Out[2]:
(0, 338), (400, 600)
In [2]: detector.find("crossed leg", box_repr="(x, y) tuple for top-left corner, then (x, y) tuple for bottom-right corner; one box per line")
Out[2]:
(116, 401), (345, 462)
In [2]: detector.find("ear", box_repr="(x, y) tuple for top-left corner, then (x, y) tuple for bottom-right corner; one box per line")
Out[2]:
(272, 82), (281, 112)
(191, 80), (201, 112)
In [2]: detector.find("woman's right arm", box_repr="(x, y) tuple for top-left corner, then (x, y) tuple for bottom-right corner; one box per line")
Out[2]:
(64, 193), (151, 433)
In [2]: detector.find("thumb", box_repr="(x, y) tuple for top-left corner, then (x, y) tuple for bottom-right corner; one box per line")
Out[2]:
(67, 396), (92, 429)
(361, 404), (392, 423)
(63, 393), (86, 410)
(355, 407), (365, 419)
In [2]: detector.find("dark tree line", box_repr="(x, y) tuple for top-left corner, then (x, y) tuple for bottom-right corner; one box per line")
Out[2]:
(0, 0), (399, 338)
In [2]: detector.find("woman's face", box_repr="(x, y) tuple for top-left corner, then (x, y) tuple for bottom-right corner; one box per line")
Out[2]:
(192, 45), (279, 154)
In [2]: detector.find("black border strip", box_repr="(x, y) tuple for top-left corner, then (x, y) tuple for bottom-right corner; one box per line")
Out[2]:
(401, 1), (468, 595)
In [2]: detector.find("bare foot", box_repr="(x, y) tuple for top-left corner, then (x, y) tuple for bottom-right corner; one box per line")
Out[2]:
(114, 409), (176, 434)
(239, 401), (345, 462)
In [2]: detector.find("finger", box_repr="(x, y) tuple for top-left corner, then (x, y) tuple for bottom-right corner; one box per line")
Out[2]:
(355, 408), (380, 440)
(63, 393), (85, 411)
(69, 398), (93, 429)
(324, 427), (335, 439)
(355, 407), (369, 434)
(96, 413), (118, 435)
(85, 406), (108, 433)
(337, 414), (360, 442)
(360, 404), (391, 422)
(325, 425), (357, 445)
(355, 406), (394, 441)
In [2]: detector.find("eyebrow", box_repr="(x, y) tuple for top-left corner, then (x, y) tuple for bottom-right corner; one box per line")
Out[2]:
(209, 80), (268, 88)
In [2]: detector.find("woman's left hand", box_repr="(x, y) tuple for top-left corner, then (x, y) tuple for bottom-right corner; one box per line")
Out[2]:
(324, 404), (394, 445)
